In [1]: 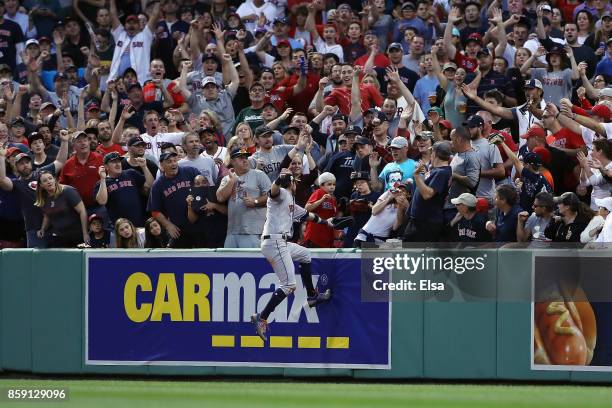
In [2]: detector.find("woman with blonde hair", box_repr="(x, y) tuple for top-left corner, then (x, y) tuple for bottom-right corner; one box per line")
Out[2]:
(114, 218), (145, 248)
(35, 170), (89, 248)
(199, 110), (226, 146)
(361, 74), (381, 91)
(223, 135), (247, 167)
(235, 122), (257, 154)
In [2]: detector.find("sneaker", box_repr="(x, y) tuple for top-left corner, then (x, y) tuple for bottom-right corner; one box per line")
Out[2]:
(307, 289), (332, 308)
(250, 313), (268, 341)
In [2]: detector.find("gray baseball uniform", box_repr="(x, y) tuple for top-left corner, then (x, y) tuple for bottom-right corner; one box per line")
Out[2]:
(249, 145), (294, 182)
(261, 188), (311, 294)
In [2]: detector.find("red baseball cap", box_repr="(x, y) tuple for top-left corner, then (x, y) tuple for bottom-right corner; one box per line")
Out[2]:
(476, 197), (489, 214)
(277, 39), (291, 48)
(439, 119), (452, 129)
(126, 15), (139, 23)
(592, 104), (611, 122)
(520, 125), (547, 139)
(466, 33), (483, 44)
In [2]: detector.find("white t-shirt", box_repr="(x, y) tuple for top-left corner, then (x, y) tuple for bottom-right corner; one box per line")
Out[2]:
(140, 132), (185, 163)
(314, 37), (344, 62)
(236, 1), (279, 34)
(109, 25), (154, 85)
(361, 191), (399, 238)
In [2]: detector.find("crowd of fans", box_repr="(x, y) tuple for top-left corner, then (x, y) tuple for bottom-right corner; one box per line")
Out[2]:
(0, 0), (611, 249)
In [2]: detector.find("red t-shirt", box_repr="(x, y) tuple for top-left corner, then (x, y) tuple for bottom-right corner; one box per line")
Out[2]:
(167, 81), (186, 108)
(550, 128), (585, 150)
(96, 143), (124, 156)
(59, 152), (104, 208)
(324, 84), (384, 116)
(303, 188), (337, 248)
(276, 72), (321, 114)
(354, 53), (390, 69)
(454, 52), (478, 73)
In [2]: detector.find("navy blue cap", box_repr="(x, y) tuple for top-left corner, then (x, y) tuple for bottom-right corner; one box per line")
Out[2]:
(466, 115), (484, 128)
(331, 113), (348, 123)
(159, 151), (178, 162)
(230, 147), (250, 159)
(344, 125), (362, 135)
(103, 152), (122, 164)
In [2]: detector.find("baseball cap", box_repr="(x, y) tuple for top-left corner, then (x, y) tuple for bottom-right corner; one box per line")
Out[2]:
(416, 131), (434, 140)
(159, 151), (178, 162)
(466, 33), (482, 44)
(6, 147), (21, 157)
(594, 197), (612, 212)
(14, 153), (32, 163)
(432, 141), (452, 160)
(40, 102), (56, 111)
(273, 17), (290, 25)
(523, 152), (542, 166)
(602, 12), (611, 21)
(28, 132), (44, 143)
(439, 119), (452, 129)
(520, 125), (547, 139)
(202, 53), (220, 64)
(255, 125), (274, 137)
(401, 2), (416, 11)
(451, 192), (478, 208)
(390, 136), (408, 149)
(532, 146), (551, 165)
(554, 191), (580, 207)
(127, 136), (147, 147)
(71, 131), (88, 141)
(344, 125), (362, 135)
(428, 106), (443, 116)
(350, 170), (370, 181)
(466, 115), (484, 128)
(277, 39), (291, 48)
(353, 136), (371, 146)
(10, 117), (25, 126)
(548, 45), (565, 55)
(84, 127), (98, 136)
(202, 76), (219, 88)
(230, 147), (250, 159)
(592, 104), (612, 121)
(331, 113), (348, 123)
(373, 111), (388, 123)
(476, 48), (491, 58)
(87, 103), (101, 112)
(387, 42), (403, 52)
(363, 30), (376, 37)
(54, 72), (67, 81)
(337, 3), (351, 11)
(25, 39), (39, 47)
(442, 62), (457, 71)
(599, 88), (612, 98)
(88, 213), (103, 223)
(103, 152), (122, 164)
(540, 4), (552, 12)
(126, 15), (139, 23)
(282, 125), (300, 134)
(524, 79), (543, 90)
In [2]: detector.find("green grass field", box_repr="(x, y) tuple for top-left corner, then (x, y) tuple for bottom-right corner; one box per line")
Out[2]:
(1, 379), (611, 408)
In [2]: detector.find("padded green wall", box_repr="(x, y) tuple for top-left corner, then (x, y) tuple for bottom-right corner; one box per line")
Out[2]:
(0, 249), (610, 382)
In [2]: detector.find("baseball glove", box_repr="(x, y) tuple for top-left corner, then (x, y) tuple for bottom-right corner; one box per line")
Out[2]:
(330, 216), (355, 229)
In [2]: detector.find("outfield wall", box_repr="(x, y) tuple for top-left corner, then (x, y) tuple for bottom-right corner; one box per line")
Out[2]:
(0, 248), (611, 382)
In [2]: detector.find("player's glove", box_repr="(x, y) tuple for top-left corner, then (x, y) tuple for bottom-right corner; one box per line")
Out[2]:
(329, 216), (355, 230)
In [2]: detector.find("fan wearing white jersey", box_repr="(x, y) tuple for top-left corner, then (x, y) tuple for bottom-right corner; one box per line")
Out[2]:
(251, 168), (333, 341)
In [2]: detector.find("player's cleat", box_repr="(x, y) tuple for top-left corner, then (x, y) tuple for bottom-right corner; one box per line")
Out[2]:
(251, 313), (268, 341)
(307, 289), (332, 308)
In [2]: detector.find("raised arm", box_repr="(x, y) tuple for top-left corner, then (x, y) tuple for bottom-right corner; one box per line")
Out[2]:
(178, 60), (192, 99)
(443, 7), (462, 60)
(546, 102), (582, 135)
(0, 147), (14, 191)
(109, 0), (121, 30)
(430, 44), (448, 90)
(520, 46), (545, 75)
(386, 66), (415, 106)
(350, 66), (363, 121)
(565, 45), (580, 81)
(305, 2), (320, 42)
(221, 53), (240, 96)
(111, 105), (135, 144)
(146, 1), (161, 34)
(461, 84), (514, 120)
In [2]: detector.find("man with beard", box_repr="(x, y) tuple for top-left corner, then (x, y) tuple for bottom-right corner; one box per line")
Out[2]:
(465, 48), (516, 115)
(249, 126), (305, 182)
(322, 63), (384, 116)
(0, 131), (70, 247)
(313, 109), (348, 169)
(95, 120), (124, 156)
(121, 135), (159, 177)
(233, 82), (267, 133)
(324, 129), (358, 200)
(108, 0), (161, 84)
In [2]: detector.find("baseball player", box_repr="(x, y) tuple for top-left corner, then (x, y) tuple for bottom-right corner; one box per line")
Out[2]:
(251, 168), (353, 341)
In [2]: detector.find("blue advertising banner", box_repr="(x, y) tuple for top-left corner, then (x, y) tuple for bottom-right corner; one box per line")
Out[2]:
(86, 252), (391, 369)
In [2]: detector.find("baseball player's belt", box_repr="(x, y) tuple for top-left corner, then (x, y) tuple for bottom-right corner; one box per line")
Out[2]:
(262, 233), (291, 240)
